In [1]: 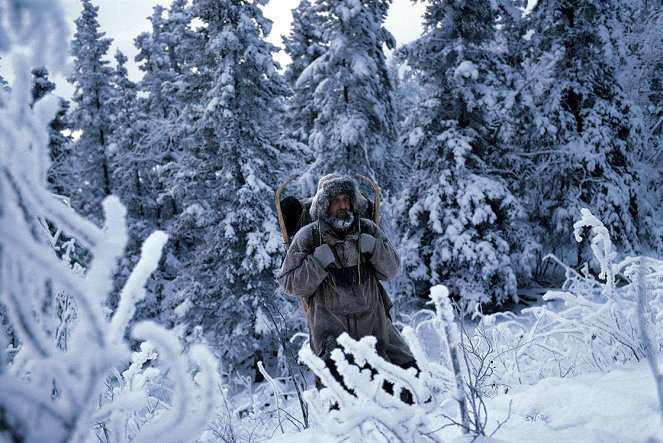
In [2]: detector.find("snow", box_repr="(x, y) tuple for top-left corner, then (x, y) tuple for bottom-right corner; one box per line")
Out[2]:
(484, 361), (663, 442)
(2, 0), (663, 441)
(269, 358), (663, 442)
(174, 297), (193, 318)
(454, 61), (479, 80)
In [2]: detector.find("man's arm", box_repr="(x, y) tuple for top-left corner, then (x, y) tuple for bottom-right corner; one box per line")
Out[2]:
(360, 219), (401, 281)
(277, 225), (330, 298)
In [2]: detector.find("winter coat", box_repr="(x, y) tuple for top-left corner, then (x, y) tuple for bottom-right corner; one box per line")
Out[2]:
(277, 216), (416, 367)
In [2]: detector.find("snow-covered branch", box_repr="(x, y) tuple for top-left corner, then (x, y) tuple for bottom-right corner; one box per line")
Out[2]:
(299, 334), (440, 441)
(0, 2), (220, 441)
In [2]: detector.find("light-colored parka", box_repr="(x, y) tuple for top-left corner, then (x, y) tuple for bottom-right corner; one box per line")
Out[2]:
(277, 175), (415, 367)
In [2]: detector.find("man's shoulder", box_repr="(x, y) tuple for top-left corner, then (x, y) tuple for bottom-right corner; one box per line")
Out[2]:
(291, 221), (317, 246)
(359, 217), (378, 233)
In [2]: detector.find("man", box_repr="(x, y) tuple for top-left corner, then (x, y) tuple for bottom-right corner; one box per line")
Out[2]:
(277, 174), (417, 386)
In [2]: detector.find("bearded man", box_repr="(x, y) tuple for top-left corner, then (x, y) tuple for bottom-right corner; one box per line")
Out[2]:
(277, 174), (417, 385)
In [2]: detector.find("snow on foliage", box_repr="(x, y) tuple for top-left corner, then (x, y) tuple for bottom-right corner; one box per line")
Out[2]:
(473, 209), (663, 388)
(508, 0), (653, 264)
(299, 333), (439, 441)
(0, 2), (218, 441)
(267, 209), (662, 442)
(296, 0), (402, 195)
(394, 0), (529, 310)
(66, 0), (116, 222)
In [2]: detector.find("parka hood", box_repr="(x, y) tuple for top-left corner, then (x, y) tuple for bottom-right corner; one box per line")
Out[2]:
(309, 174), (368, 221)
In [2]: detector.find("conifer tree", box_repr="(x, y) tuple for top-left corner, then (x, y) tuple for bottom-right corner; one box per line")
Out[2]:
(128, 1), (203, 324)
(283, 0), (327, 148)
(30, 67), (72, 196)
(133, 0), (200, 227)
(620, 1), (663, 253)
(67, 0), (115, 222)
(109, 50), (142, 220)
(520, 0), (648, 262)
(389, 61), (426, 167)
(170, 0), (292, 374)
(395, 0), (525, 309)
(300, 0), (401, 194)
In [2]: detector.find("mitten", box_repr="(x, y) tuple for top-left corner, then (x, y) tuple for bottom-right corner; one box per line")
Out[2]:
(360, 233), (376, 254)
(313, 244), (335, 268)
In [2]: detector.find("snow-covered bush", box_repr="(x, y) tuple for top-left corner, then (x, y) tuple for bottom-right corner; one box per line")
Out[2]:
(479, 209), (663, 387)
(197, 354), (312, 442)
(401, 285), (511, 438)
(299, 333), (439, 441)
(0, 2), (220, 441)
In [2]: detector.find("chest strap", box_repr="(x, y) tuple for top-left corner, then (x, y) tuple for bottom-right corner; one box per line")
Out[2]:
(312, 225), (374, 286)
(327, 262), (374, 286)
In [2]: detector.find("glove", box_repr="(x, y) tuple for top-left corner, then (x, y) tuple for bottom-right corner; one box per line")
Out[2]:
(313, 244), (335, 268)
(360, 233), (376, 255)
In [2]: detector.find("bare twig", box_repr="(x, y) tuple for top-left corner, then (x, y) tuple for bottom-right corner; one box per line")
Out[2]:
(636, 257), (663, 426)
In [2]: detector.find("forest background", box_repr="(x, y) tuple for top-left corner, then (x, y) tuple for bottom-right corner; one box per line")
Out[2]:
(1, 0), (662, 441)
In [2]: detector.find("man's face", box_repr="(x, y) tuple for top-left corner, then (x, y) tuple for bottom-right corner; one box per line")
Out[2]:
(329, 193), (352, 220)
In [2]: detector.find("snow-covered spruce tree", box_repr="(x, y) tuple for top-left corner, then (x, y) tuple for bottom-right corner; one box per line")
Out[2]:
(108, 50), (143, 224)
(517, 0), (647, 265)
(620, 1), (663, 255)
(0, 1), (220, 440)
(133, 0), (200, 210)
(170, 0), (292, 376)
(30, 66), (72, 197)
(131, 1), (202, 324)
(66, 0), (115, 223)
(299, 0), (402, 195)
(132, 0), (206, 231)
(106, 49), (159, 314)
(389, 61), (426, 167)
(394, 0), (525, 310)
(135, 0), (196, 125)
(283, 0), (327, 150)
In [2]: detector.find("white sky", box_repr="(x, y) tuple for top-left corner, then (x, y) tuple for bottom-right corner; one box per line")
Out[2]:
(1, 0), (426, 99)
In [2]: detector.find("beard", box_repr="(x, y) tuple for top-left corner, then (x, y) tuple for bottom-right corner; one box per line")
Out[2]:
(326, 210), (355, 233)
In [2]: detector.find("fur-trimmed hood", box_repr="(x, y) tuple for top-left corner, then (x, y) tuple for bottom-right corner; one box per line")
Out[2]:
(309, 174), (368, 221)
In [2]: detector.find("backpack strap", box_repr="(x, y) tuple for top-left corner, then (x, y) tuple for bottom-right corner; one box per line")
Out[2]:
(312, 224), (322, 248)
(309, 222), (394, 321)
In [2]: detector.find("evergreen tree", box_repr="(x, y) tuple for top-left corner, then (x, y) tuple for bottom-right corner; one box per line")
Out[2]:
(389, 60), (426, 167)
(620, 1), (663, 254)
(300, 0), (401, 194)
(520, 0), (648, 262)
(67, 0), (115, 222)
(133, 0), (201, 228)
(108, 50), (143, 220)
(170, 0), (292, 374)
(129, 1), (202, 325)
(394, 0), (526, 310)
(30, 67), (72, 196)
(283, 0), (327, 149)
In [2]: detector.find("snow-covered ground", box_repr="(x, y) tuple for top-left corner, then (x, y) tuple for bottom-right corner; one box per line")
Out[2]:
(270, 359), (663, 442)
(485, 360), (663, 442)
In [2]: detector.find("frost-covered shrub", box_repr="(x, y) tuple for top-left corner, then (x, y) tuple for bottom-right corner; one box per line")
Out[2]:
(401, 285), (510, 437)
(0, 2), (220, 441)
(199, 360), (311, 442)
(299, 333), (439, 442)
(479, 209), (663, 386)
